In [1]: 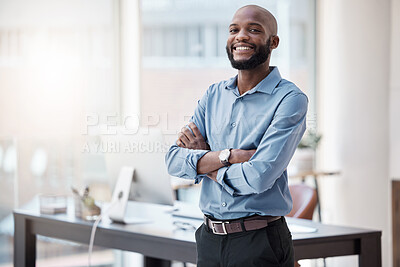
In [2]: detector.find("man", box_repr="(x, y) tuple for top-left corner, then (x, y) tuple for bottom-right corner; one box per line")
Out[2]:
(165, 5), (307, 267)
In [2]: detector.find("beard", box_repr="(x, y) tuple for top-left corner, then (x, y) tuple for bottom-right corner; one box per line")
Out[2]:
(226, 39), (271, 70)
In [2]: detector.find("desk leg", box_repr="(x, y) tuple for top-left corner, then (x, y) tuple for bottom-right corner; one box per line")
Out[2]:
(144, 256), (171, 267)
(313, 175), (322, 222)
(359, 235), (382, 267)
(14, 214), (36, 267)
(313, 176), (326, 267)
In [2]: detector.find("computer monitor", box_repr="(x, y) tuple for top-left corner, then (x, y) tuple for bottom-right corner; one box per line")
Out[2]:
(102, 127), (175, 206)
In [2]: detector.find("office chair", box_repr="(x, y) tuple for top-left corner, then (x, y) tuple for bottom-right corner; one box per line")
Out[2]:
(287, 183), (318, 220)
(287, 184), (318, 267)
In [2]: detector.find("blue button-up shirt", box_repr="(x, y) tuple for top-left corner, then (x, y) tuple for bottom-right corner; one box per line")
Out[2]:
(165, 67), (308, 220)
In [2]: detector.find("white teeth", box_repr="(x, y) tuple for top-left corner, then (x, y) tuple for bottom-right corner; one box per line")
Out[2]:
(235, 46), (252, 51)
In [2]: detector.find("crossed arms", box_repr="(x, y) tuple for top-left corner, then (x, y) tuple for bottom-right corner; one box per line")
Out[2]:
(176, 122), (256, 181)
(165, 90), (307, 196)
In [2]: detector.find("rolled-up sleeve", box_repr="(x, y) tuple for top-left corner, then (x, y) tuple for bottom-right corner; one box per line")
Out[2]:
(217, 93), (308, 195)
(165, 145), (208, 183)
(165, 87), (210, 183)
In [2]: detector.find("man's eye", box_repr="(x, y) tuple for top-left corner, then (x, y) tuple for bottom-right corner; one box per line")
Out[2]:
(249, 29), (261, 33)
(229, 28), (238, 33)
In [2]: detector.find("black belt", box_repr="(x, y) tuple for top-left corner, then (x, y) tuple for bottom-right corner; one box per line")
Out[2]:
(204, 215), (282, 235)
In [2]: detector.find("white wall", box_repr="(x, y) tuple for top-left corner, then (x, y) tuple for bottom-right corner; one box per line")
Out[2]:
(390, 0), (400, 179)
(317, 0), (391, 266)
(389, 2), (400, 264)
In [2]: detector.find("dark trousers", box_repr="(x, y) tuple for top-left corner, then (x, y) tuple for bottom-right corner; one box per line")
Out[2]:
(195, 216), (294, 267)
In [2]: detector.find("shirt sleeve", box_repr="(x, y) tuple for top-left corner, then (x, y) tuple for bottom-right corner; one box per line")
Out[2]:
(217, 93), (308, 196)
(165, 88), (210, 184)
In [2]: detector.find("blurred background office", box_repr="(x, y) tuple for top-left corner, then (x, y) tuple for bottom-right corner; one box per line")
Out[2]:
(0, 0), (399, 266)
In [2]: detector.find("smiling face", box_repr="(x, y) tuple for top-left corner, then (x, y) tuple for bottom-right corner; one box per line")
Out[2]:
(226, 36), (271, 70)
(226, 5), (279, 70)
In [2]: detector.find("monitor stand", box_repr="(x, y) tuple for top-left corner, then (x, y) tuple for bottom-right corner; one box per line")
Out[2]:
(108, 166), (151, 224)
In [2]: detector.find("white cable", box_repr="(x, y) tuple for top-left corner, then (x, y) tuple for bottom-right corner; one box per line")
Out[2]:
(88, 201), (118, 267)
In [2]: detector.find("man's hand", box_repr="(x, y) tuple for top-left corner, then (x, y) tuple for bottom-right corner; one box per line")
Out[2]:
(206, 170), (218, 182)
(177, 122), (210, 150)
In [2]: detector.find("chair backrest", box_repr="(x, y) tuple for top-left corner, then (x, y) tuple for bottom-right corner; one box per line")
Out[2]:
(287, 184), (318, 220)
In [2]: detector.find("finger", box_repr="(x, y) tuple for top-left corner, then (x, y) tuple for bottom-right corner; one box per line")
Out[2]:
(207, 171), (218, 182)
(178, 132), (191, 146)
(188, 122), (202, 138)
(181, 126), (195, 141)
(176, 139), (186, 148)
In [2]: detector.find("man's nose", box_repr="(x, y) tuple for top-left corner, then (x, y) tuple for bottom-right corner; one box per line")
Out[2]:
(235, 29), (249, 41)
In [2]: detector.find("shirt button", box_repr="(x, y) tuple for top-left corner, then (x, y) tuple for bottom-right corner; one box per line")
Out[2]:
(222, 202), (227, 207)
(231, 122), (236, 128)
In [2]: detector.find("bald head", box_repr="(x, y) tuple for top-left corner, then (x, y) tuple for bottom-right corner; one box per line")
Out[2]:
(226, 4), (280, 71)
(234, 5), (278, 36)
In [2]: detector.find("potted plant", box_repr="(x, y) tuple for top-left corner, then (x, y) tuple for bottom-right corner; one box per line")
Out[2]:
(288, 130), (322, 174)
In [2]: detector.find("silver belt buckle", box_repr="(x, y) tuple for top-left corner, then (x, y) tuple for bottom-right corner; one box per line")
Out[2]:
(211, 221), (229, 235)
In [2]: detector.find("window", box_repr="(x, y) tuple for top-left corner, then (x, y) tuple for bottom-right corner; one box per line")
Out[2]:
(0, 0), (119, 264)
(140, 0), (316, 133)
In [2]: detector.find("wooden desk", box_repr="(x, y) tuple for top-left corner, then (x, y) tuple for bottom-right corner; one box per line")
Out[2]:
(14, 200), (381, 267)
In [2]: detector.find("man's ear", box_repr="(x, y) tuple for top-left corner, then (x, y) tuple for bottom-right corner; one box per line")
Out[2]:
(270, 35), (279, 50)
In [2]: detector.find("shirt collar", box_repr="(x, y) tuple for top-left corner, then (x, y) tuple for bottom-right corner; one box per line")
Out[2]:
(225, 66), (282, 95)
